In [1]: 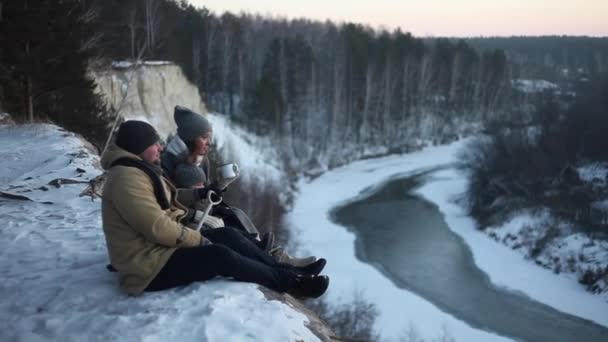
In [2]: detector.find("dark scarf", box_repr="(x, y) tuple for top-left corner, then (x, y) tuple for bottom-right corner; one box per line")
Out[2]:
(111, 157), (171, 210)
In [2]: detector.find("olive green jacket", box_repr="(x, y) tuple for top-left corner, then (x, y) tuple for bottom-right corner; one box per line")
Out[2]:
(100, 144), (202, 295)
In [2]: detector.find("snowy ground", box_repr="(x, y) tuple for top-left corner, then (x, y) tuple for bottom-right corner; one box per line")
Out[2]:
(0, 124), (320, 342)
(4, 122), (607, 342)
(483, 209), (608, 294)
(288, 139), (608, 342)
(480, 163), (608, 290)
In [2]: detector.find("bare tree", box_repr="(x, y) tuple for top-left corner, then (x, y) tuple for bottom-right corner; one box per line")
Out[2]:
(144, 0), (160, 58)
(126, 4), (139, 60)
(418, 52), (434, 110)
(23, 0), (34, 122)
(360, 63), (374, 141)
(381, 55), (399, 142)
(192, 33), (201, 87)
(449, 52), (462, 104)
(329, 43), (345, 150)
(401, 56), (413, 124)
(204, 15), (219, 92)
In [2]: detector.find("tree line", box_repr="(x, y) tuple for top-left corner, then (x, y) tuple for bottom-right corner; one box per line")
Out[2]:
(2, 0), (608, 164)
(81, 0), (522, 168)
(463, 36), (608, 80)
(86, 1), (608, 168)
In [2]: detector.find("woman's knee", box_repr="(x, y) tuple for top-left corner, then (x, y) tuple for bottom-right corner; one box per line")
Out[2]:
(208, 227), (246, 244)
(220, 227), (244, 239)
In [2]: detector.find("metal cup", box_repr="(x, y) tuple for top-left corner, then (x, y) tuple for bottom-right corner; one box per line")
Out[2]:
(217, 163), (240, 181)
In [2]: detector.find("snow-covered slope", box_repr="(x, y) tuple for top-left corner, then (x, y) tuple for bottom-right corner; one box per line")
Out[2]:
(0, 123), (329, 342)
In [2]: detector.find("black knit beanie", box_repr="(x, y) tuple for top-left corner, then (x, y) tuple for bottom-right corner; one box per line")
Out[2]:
(174, 105), (212, 142)
(115, 120), (160, 155)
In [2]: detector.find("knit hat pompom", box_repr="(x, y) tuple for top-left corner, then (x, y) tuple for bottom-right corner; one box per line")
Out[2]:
(115, 120), (160, 155)
(174, 106), (212, 142)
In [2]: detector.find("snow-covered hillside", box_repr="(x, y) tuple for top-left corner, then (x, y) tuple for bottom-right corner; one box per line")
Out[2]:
(0, 123), (329, 342)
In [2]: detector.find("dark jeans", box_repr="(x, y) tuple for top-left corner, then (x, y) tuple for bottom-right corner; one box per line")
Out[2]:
(145, 228), (296, 292)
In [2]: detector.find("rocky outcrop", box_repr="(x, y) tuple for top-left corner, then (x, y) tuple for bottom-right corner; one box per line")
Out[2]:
(261, 288), (336, 342)
(91, 61), (206, 138)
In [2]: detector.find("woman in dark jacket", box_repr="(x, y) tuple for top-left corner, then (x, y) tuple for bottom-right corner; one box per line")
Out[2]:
(162, 106), (319, 267)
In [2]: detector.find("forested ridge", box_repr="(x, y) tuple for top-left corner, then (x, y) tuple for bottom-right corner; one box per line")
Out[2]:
(2, 0), (608, 165)
(88, 0), (513, 167)
(463, 36), (608, 80)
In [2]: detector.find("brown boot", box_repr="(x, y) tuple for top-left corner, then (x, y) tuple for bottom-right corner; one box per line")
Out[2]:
(259, 232), (275, 252)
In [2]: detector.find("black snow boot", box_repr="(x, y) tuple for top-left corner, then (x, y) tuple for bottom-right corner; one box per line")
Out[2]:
(297, 258), (327, 276)
(287, 275), (330, 299)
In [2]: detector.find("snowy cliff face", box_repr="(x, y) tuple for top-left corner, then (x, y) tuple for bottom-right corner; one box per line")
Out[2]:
(91, 61), (206, 138)
(0, 123), (331, 342)
(91, 62), (284, 187)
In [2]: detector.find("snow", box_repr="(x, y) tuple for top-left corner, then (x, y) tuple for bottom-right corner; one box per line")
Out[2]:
(288, 139), (608, 341)
(111, 60), (173, 69)
(511, 79), (559, 93)
(484, 209), (608, 289)
(578, 163), (608, 185)
(0, 112), (12, 123)
(206, 113), (284, 186)
(0, 124), (320, 342)
(289, 141), (511, 341)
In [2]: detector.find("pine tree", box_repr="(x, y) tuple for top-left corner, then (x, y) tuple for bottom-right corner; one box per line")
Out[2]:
(0, 0), (110, 148)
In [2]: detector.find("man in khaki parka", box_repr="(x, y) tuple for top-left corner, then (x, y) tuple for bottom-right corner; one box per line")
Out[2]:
(100, 120), (329, 298)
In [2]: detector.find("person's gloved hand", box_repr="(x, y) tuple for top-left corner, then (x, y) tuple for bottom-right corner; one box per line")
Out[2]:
(203, 215), (224, 229)
(197, 185), (223, 202)
(207, 181), (227, 192)
(199, 235), (212, 246)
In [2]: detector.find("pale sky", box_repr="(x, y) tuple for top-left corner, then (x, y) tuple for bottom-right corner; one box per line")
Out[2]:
(188, 0), (608, 37)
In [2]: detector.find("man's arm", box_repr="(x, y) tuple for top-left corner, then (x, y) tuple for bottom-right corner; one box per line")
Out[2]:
(112, 168), (202, 247)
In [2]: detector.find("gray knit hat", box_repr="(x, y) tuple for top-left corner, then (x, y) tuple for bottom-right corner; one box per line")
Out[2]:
(173, 163), (207, 188)
(174, 105), (212, 142)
